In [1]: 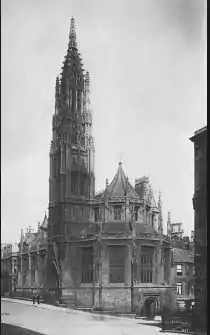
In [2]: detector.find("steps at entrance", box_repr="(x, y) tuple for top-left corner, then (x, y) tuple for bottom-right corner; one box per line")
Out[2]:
(62, 296), (77, 307)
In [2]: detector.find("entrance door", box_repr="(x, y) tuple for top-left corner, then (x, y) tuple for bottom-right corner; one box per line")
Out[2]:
(144, 298), (157, 320)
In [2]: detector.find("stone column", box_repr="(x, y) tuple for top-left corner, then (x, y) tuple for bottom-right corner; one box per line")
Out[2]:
(28, 252), (32, 289)
(20, 255), (23, 288)
(37, 249), (40, 287)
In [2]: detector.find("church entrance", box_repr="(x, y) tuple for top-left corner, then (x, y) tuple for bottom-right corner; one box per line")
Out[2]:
(144, 297), (157, 320)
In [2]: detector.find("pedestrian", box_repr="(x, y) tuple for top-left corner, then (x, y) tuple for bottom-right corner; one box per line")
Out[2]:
(32, 290), (36, 305)
(36, 293), (40, 304)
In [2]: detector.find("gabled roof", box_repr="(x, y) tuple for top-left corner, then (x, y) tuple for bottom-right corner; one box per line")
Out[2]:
(95, 162), (140, 202)
(173, 248), (194, 264)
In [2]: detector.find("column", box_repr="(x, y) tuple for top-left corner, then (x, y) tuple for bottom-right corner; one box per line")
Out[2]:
(20, 255), (23, 289)
(28, 252), (32, 289)
(37, 249), (40, 287)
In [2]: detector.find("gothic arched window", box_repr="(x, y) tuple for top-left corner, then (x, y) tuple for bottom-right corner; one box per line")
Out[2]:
(80, 172), (86, 195)
(71, 171), (77, 194)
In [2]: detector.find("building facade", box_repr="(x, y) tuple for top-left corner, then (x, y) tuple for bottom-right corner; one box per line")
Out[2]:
(190, 126), (207, 332)
(42, 18), (176, 315)
(5, 18), (179, 316)
(1, 244), (19, 295)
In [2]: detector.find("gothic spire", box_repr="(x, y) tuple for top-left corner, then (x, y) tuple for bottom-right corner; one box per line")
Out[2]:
(158, 191), (163, 233)
(20, 228), (24, 242)
(158, 191), (162, 210)
(167, 211), (171, 236)
(68, 17), (77, 49)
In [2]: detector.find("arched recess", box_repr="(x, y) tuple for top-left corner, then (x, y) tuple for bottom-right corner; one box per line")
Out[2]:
(144, 297), (158, 319)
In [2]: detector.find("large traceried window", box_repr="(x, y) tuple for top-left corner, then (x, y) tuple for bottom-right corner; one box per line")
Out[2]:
(177, 282), (182, 295)
(71, 171), (77, 194)
(81, 247), (93, 283)
(80, 173), (86, 195)
(109, 245), (125, 283)
(113, 206), (122, 221)
(140, 246), (154, 283)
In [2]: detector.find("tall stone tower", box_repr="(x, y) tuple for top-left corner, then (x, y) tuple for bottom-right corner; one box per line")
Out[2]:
(47, 18), (95, 286)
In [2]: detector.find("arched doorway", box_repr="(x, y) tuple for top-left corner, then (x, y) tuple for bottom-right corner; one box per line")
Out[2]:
(144, 297), (157, 320)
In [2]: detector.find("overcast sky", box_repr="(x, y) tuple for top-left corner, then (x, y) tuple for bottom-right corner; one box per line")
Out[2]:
(2, 0), (206, 243)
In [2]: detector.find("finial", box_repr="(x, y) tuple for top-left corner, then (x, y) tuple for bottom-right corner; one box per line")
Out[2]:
(105, 178), (109, 189)
(158, 191), (162, 209)
(167, 211), (171, 222)
(149, 184), (152, 196)
(55, 76), (60, 95)
(119, 161), (122, 165)
(37, 221), (40, 231)
(69, 17), (77, 49)
(20, 228), (24, 241)
(85, 71), (90, 88)
(29, 225), (32, 234)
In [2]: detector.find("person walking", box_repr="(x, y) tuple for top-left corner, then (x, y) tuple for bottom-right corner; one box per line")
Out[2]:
(32, 290), (36, 305)
(36, 293), (40, 304)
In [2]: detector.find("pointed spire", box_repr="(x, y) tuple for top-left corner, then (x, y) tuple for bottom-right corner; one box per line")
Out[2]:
(20, 228), (24, 242)
(158, 191), (162, 210)
(167, 211), (171, 235)
(148, 184), (152, 201)
(55, 76), (60, 96)
(69, 17), (77, 49)
(105, 178), (109, 189)
(158, 191), (163, 233)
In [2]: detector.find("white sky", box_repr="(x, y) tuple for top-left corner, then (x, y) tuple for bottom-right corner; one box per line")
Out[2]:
(1, 0), (206, 243)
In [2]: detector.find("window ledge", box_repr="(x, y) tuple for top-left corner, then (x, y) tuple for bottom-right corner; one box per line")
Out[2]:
(80, 283), (94, 288)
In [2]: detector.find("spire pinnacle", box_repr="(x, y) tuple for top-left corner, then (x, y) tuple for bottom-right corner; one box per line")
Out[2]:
(105, 178), (109, 189)
(69, 17), (77, 49)
(158, 191), (162, 209)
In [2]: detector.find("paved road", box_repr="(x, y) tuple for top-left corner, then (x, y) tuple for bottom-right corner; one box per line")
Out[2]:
(1, 298), (180, 335)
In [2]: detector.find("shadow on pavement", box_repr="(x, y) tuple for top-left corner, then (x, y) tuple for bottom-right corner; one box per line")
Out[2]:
(137, 322), (162, 328)
(1, 323), (44, 335)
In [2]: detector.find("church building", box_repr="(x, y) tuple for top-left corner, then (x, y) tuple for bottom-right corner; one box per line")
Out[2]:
(14, 18), (177, 316)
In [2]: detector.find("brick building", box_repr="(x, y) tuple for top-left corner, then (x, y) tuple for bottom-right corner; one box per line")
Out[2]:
(190, 126), (207, 333)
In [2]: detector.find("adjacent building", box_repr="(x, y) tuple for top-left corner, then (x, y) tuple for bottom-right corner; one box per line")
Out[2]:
(190, 126), (207, 333)
(1, 243), (19, 295)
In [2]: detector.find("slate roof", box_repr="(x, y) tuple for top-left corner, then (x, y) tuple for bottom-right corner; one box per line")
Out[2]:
(172, 248), (194, 264)
(95, 162), (140, 202)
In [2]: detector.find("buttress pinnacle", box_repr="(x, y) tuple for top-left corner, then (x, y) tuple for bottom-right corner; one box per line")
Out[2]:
(69, 17), (77, 49)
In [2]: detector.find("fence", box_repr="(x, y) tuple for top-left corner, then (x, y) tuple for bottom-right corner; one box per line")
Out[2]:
(162, 311), (192, 333)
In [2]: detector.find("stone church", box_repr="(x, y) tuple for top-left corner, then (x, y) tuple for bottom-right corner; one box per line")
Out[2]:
(15, 18), (176, 316)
